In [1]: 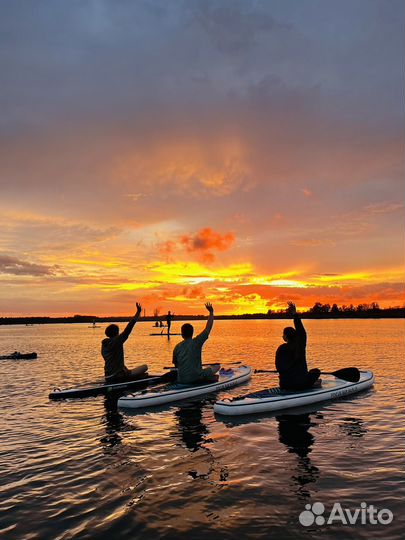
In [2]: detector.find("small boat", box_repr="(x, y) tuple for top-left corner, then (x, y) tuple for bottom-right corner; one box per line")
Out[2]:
(214, 370), (374, 416)
(49, 371), (176, 400)
(0, 352), (37, 360)
(118, 365), (252, 409)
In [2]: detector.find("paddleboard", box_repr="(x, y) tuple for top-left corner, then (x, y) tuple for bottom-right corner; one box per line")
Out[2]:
(49, 371), (176, 400)
(0, 352), (37, 360)
(118, 365), (252, 409)
(214, 370), (374, 416)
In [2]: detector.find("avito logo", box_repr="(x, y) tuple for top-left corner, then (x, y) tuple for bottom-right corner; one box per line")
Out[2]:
(299, 502), (394, 526)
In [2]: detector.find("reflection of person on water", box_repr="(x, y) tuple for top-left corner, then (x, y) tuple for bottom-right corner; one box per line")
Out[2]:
(101, 302), (148, 382)
(172, 302), (220, 384)
(276, 302), (321, 390)
(277, 413), (320, 498)
(175, 404), (228, 482)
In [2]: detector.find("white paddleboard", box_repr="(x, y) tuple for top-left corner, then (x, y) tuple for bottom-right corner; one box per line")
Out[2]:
(214, 370), (374, 416)
(118, 365), (252, 409)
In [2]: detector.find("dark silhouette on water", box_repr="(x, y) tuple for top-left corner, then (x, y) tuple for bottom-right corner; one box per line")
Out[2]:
(162, 310), (174, 336)
(276, 302), (321, 390)
(174, 403), (228, 483)
(100, 395), (125, 449)
(276, 413), (321, 501)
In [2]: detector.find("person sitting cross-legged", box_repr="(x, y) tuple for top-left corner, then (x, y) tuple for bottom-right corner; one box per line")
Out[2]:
(101, 302), (148, 383)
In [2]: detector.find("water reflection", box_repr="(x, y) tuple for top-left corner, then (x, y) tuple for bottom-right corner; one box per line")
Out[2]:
(219, 401), (370, 505)
(175, 403), (210, 452)
(100, 395), (124, 449)
(276, 413), (320, 501)
(338, 416), (367, 439)
(174, 402), (228, 482)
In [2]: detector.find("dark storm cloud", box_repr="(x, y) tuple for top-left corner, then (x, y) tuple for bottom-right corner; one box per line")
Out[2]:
(0, 0), (403, 133)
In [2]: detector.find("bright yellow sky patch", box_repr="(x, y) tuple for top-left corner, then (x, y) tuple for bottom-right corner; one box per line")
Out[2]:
(148, 261), (254, 284)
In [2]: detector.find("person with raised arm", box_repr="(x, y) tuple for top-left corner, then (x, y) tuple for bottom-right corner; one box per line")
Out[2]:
(275, 302), (321, 390)
(101, 302), (148, 382)
(172, 302), (220, 384)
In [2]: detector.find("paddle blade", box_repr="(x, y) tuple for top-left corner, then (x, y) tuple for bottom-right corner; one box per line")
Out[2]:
(330, 367), (360, 383)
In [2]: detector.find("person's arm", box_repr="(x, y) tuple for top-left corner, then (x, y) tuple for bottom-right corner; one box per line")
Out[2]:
(204, 302), (214, 335)
(194, 303), (214, 345)
(288, 301), (306, 347)
(120, 302), (142, 342)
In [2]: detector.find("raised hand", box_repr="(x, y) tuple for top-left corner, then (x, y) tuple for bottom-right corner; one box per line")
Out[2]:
(136, 302), (142, 314)
(287, 301), (296, 315)
(205, 302), (214, 314)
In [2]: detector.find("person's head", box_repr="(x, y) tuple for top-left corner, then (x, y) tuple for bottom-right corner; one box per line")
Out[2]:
(181, 323), (194, 339)
(105, 324), (119, 338)
(283, 326), (296, 343)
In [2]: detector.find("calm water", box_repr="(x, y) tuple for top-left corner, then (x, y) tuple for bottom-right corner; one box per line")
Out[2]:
(0, 319), (404, 540)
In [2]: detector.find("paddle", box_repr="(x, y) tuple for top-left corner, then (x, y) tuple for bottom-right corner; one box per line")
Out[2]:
(163, 361), (242, 370)
(254, 367), (361, 383)
(56, 371), (176, 391)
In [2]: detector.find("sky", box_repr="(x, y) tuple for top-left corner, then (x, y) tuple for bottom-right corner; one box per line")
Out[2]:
(0, 0), (404, 316)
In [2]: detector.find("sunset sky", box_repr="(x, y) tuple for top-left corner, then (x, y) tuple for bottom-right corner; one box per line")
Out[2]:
(0, 0), (404, 316)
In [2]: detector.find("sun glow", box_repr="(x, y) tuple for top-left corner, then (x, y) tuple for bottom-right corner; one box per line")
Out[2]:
(148, 261), (255, 284)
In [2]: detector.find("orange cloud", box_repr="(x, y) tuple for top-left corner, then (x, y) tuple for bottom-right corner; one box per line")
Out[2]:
(180, 227), (235, 263)
(158, 228), (236, 263)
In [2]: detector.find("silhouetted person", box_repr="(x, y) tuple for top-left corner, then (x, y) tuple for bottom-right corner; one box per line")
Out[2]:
(172, 303), (220, 384)
(101, 302), (148, 382)
(164, 310), (174, 335)
(275, 302), (320, 390)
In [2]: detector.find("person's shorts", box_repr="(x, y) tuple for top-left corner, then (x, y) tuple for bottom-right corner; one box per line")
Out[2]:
(198, 367), (218, 382)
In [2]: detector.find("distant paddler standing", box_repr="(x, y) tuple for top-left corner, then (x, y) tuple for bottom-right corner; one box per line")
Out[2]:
(101, 302), (148, 382)
(163, 310), (174, 336)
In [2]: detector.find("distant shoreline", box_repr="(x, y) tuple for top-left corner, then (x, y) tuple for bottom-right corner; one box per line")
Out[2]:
(1, 308), (404, 325)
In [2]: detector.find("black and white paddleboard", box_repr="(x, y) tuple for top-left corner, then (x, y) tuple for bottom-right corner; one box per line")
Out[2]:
(49, 372), (176, 400)
(214, 370), (374, 416)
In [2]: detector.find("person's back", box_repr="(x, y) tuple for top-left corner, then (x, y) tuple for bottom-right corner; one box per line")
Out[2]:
(275, 302), (319, 391)
(173, 330), (210, 384)
(276, 339), (308, 390)
(101, 302), (148, 382)
(172, 303), (219, 384)
(102, 333), (126, 379)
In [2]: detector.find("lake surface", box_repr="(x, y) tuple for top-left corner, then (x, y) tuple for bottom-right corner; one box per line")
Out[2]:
(0, 319), (404, 540)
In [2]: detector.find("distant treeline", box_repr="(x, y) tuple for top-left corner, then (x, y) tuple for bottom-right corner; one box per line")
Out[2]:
(0, 303), (404, 325)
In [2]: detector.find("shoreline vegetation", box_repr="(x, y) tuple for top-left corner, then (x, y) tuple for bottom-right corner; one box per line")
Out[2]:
(1, 303), (404, 325)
